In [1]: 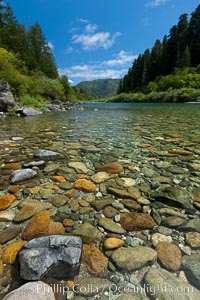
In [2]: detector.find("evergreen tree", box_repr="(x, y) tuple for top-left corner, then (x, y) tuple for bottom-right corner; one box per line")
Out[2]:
(149, 40), (162, 81)
(177, 14), (188, 67)
(141, 49), (151, 85)
(188, 4), (200, 66)
(178, 46), (191, 67)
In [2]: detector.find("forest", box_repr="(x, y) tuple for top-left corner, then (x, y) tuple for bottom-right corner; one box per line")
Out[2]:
(117, 4), (200, 103)
(0, 0), (91, 108)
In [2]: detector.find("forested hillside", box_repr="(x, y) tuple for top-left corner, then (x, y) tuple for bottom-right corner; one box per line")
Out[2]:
(118, 4), (200, 102)
(0, 0), (81, 107)
(75, 79), (120, 98)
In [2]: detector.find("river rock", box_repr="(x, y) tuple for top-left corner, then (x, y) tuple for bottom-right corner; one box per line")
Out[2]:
(161, 216), (186, 227)
(14, 199), (53, 222)
(2, 281), (56, 300)
(98, 218), (126, 234)
(193, 187), (200, 202)
(151, 233), (172, 247)
(0, 194), (16, 210)
(2, 240), (26, 264)
(187, 162), (200, 172)
(23, 161), (45, 168)
(68, 162), (89, 173)
(0, 80), (16, 112)
(185, 232), (200, 248)
(0, 226), (22, 244)
(144, 266), (200, 299)
(19, 235), (82, 280)
(73, 179), (96, 192)
(156, 242), (182, 271)
(82, 244), (108, 275)
(90, 198), (114, 210)
(108, 187), (139, 199)
(72, 223), (103, 245)
(182, 254), (200, 288)
(121, 199), (142, 211)
(91, 171), (110, 183)
(111, 246), (157, 271)
(178, 218), (200, 232)
(17, 107), (43, 116)
(152, 186), (193, 209)
(34, 149), (62, 159)
(48, 195), (69, 207)
(120, 213), (156, 231)
(10, 169), (37, 183)
(95, 162), (123, 174)
(103, 237), (124, 249)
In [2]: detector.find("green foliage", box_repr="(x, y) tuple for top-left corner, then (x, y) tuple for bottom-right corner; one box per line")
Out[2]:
(119, 4), (200, 94)
(19, 95), (46, 110)
(75, 79), (120, 98)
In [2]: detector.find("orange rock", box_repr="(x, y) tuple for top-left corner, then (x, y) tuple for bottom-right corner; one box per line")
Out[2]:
(128, 166), (139, 171)
(1, 163), (21, 170)
(168, 149), (192, 156)
(139, 144), (152, 148)
(51, 175), (66, 183)
(48, 220), (65, 235)
(8, 185), (21, 194)
(144, 157), (159, 161)
(63, 219), (74, 227)
(0, 244), (3, 257)
(0, 260), (3, 276)
(44, 184), (59, 190)
(156, 242), (182, 271)
(120, 212), (156, 231)
(66, 189), (76, 198)
(95, 162), (123, 174)
(64, 279), (75, 290)
(29, 186), (40, 194)
(82, 244), (108, 275)
(22, 210), (51, 240)
(2, 240), (26, 264)
(73, 179), (96, 193)
(8, 143), (17, 147)
(0, 194), (16, 211)
(104, 238), (124, 250)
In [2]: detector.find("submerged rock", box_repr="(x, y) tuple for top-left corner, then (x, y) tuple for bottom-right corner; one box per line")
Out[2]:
(10, 169), (37, 183)
(34, 149), (62, 159)
(16, 107), (43, 116)
(19, 235), (82, 280)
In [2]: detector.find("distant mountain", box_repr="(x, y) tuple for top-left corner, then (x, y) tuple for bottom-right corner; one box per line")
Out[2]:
(75, 79), (120, 98)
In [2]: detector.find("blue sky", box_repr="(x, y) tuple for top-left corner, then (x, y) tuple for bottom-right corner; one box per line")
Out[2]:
(8, 0), (200, 85)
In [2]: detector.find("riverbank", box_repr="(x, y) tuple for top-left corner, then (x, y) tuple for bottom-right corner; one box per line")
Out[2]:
(0, 104), (200, 299)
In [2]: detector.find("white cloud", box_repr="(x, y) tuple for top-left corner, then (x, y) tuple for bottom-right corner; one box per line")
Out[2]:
(72, 31), (121, 51)
(58, 50), (137, 83)
(146, 0), (168, 7)
(68, 79), (74, 84)
(85, 23), (98, 33)
(65, 46), (74, 54)
(47, 42), (54, 50)
(103, 51), (137, 66)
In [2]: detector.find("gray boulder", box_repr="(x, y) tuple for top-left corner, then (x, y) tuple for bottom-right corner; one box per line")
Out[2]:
(10, 168), (37, 183)
(34, 149), (62, 159)
(16, 107), (43, 116)
(0, 80), (16, 112)
(2, 281), (56, 300)
(19, 235), (82, 280)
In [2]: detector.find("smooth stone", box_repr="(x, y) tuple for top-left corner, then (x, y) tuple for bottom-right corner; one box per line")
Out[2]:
(151, 233), (173, 247)
(23, 161), (45, 168)
(48, 195), (69, 207)
(127, 187), (141, 199)
(75, 278), (112, 296)
(91, 172), (110, 183)
(108, 187), (139, 199)
(68, 162), (89, 173)
(82, 244), (108, 275)
(121, 199), (142, 211)
(72, 223), (103, 245)
(156, 242), (182, 271)
(44, 163), (60, 173)
(98, 218), (125, 234)
(34, 149), (61, 159)
(2, 240), (26, 264)
(10, 169), (37, 183)
(187, 163), (200, 172)
(104, 237), (124, 249)
(121, 177), (136, 187)
(152, 187), (193, 209)
(182, 254), (200, 288)
(2, 281), (56, 300)
(0, 226), (22, 244)
(103, 206), (118, 218)
(193, 187), (200, 202)
(90, 198), (114, 211)
(19, 235), (82, 280)
(73, 179), (96, 192)
(142, 167), (159, 178)
(185, 232), (200, 248)
(0, 211), (15, 221)
(39, 188), (53, 199)
(17, 107), (43, 116)
(120, 213), (156, 231)
(14, 199), (52, 222)
(95, 162), (123, 174)
(144, 266), (200, 299)
(161, 216), (186, 227)
(111, 246), (157, 271)
(0, 194), (16, 210)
